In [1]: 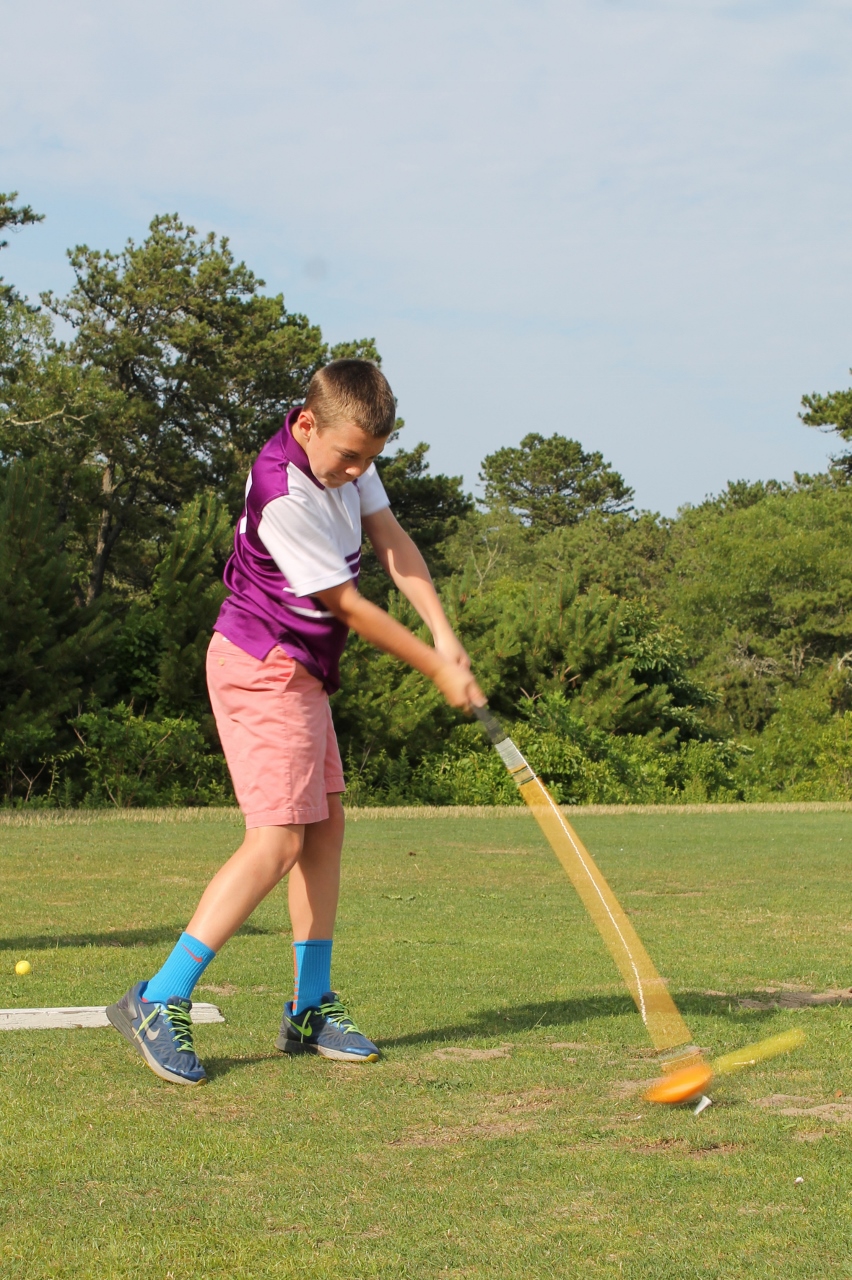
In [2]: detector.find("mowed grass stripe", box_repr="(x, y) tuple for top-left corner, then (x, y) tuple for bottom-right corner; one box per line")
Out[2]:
(3, 799), (852, 828)
(1, 811), (850, 1278)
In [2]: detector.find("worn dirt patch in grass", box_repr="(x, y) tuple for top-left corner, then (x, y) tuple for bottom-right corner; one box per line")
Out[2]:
(755, 1094), (852, 1121)
(390, 1117), (538, 1147)
(431, 1042), (513, 1061)
(695, 984), (852, 1010)
(486, 1085), (567, 1114)
(625, 1138), (744, 1158)
(739, 987), (852, 1010)
(177, 1098), (257, 1124)
(688, 1141), (744, 1159)
(627, 889), (705, 898)
(610, 1078), (656, 1100)
(390, 1086), (565, 1148)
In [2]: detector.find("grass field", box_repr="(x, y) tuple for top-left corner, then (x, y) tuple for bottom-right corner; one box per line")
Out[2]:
(1, 807), (851, 1278)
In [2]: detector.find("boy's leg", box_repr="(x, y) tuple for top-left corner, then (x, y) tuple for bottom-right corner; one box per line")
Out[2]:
(287, 794), (344, 940)
(106, 825), (304, 1086)
(287, 794), (343, 1013)
(188, 824), (305, 952)
(142, 824), (304, 1001)
(108, 640), (336, 1085)
(278, 794), (379, 1062)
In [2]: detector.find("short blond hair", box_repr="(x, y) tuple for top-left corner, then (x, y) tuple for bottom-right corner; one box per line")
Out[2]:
(304, 360), (397, 438)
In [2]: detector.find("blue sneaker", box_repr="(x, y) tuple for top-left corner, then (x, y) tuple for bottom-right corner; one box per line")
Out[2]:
(106, 980), (207, 1085)
(276, 992), (380, 1062)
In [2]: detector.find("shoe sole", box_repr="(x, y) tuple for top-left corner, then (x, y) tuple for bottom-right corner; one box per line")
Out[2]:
(275, 1034), (379, 1063)
(106, 1002), (207, 1086)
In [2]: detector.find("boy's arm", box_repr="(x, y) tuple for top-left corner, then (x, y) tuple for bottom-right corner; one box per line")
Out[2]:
(360, 507), (467, 667)
(314, 579), (483, 710)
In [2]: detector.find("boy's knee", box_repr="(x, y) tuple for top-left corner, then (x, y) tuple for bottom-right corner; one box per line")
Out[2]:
(245, 825), (304, 879)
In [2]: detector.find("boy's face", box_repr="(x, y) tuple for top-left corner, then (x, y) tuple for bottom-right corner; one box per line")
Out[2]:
(293, 411), (388, 489)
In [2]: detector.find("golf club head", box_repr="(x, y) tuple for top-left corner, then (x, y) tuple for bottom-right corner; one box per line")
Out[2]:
(645, 1061), (714, 1106)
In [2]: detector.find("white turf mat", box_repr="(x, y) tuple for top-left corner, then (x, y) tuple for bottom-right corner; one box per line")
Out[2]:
(0, 1003), (225, 1031)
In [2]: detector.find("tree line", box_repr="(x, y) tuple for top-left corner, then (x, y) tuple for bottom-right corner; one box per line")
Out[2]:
(2, 192), (852, 807)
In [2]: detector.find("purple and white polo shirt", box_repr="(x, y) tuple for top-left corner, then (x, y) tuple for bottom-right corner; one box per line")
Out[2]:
(214, 407), (390, 693)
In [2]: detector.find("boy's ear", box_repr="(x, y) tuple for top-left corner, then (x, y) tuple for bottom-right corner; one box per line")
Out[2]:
(293, 408), (317, 440)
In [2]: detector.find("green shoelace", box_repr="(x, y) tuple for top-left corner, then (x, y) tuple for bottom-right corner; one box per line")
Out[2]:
(318, 998), (364, 1034)
(290, 999), (364, 1040)
(163, 1002), (197, 1053)
(132, 1001), (196, 1054)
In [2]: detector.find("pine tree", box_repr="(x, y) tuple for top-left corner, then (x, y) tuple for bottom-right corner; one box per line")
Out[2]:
(0, 463), (106, 800)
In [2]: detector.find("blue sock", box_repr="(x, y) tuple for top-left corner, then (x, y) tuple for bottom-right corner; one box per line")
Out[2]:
(292, 939), (332, 1014)
(143, 932), (216, 1005)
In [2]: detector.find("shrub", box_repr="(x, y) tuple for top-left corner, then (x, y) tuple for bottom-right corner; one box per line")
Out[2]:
(72, 703), (232, 807)
(341, 711), (742, 808)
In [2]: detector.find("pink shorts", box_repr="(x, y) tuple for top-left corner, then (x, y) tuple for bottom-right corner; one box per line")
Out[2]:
(206, 632), (345, 828)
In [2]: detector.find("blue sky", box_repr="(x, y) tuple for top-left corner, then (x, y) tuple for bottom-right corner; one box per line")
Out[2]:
(2, 0), (851, 513)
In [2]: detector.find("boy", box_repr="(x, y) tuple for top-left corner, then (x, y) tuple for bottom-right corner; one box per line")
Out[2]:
(106, 360), (483, 1084)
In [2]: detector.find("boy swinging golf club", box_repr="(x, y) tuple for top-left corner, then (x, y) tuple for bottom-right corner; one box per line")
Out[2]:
(107, 360), (484, 1084)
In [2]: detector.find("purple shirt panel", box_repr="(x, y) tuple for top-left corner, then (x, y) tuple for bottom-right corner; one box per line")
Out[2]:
(214, 408), (367, 694)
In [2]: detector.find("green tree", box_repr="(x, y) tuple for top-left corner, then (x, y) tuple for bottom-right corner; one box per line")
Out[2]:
(0, 462), (106, 802)
(1, 214), (377, 602)
(445, 507), (673, 603)
(332, 591), (454, 778)
(447, 573), (710, 738)
(358, 435), (473, 602)
(110, 494), (232, 723)
(335, 568), (713, 794)
(663, 483), (852, 734)
(377, 437), (472, 562)
(0, 296), (51, 412)
(479, 432), (633, 529)
(151, 495), (232, 719)
(800, 374), (852, 475)
(1, 193), (48, 425)
(334, 571), (720, 807)
(0, 191), (43, 304)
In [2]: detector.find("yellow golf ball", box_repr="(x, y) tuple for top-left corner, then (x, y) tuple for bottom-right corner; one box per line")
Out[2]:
(14, 960), (32, 976)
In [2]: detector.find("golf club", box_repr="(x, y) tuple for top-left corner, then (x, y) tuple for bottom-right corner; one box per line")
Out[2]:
(473, 704), (700, 1062)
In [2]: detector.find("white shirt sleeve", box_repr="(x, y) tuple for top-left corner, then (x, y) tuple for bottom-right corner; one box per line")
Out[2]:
(357, 463), (391, 517)
(258, 493), (353, 597)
